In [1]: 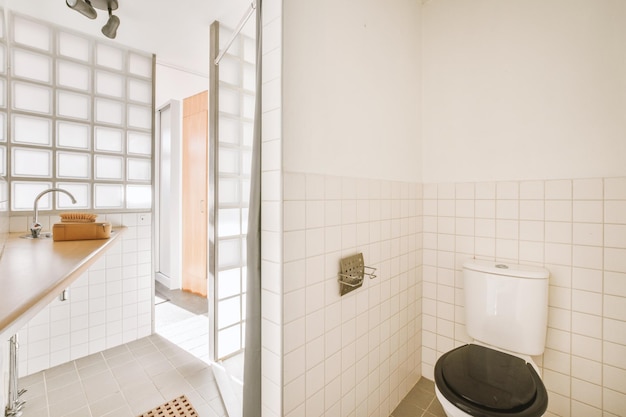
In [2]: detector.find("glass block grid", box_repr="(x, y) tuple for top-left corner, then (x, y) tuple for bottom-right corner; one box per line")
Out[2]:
(5, 11), (154, 212)
(215, 24), (256, 360)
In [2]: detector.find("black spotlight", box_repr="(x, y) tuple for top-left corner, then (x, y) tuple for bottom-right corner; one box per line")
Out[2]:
(101, 7), (120, 39)
(66, 0), (97, 19)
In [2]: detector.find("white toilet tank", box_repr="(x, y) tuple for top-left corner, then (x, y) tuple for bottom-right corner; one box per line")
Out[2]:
(463, 260), (550, 356)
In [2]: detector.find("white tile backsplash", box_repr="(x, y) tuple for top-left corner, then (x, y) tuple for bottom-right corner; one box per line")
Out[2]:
(16, 213), (152, 377)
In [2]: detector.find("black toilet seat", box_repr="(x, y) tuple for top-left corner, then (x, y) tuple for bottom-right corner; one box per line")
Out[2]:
(435, 344), (548, 417)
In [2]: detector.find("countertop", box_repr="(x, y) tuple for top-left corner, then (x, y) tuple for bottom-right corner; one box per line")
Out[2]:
(0, 228), (125, 341)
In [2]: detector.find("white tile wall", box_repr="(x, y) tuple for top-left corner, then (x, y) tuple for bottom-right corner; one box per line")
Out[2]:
(283, 172), (422, 417)
(421, 177), (626, 417)
(10, 213), (153, 377)
(260, 1), (283, 416)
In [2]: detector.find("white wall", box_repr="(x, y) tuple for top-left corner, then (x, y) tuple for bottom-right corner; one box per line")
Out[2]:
(279, 1), (424, 416)
(281, 173), (423, 417)
(282, 0), (422, 183)
(421, 0), (626, 183)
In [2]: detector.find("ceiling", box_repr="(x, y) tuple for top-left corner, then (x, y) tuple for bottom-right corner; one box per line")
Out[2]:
(3, 0), (255, 77)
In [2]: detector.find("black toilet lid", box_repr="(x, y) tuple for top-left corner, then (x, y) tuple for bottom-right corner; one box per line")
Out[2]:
(436, 344), (546, 415)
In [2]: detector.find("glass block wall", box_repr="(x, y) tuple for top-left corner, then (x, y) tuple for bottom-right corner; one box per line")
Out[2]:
(4, 12), (153, 214)
(214, 24), (256, 360)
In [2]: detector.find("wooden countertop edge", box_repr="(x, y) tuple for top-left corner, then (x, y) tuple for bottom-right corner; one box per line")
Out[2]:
(0, 227), (126, 341)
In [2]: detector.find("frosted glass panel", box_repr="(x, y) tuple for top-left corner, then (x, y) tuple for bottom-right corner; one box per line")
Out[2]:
(218, 268), (241, 299)
(218, 297), (241, 329)
(13, 82), (51, 114)
(0, 79), (5, 108)
(95, 155), (123, 180)
(218, 238), (241, 268)
(244, 37), (255, 63)
(219, 29), (239, 55)
(57, 122), (90, 149)
(242, 208), (248, 235)
(128, 53), (152, 78)
(0, 44), (6, 74)
(126, 185), (151, 209)
(96, 71), (124, 98)
(218, 209), (240, 237)
(127, 132), (151, 155)
(241, 179), (250, 204)
(58, 91), (90, 120)
(12, 148), (51, 177)
(127, 158), (151, 181)
(94, 184), (123, 208)
(58, 32), (90, 62)
(243, 63), (255, 92)
(218, 325), (241, 359)
(219, 89), (240, 116)
(127, 105), (151, 129)
(12, 49), (51, 83)
(12, 115), (51, 145)
(0, 113), (5, 142)
(57, 152), (90, 179)
(57, 61), (90, 91)
(96, 44), (124, 70)
(219, 117), (239, 144)
(95, 98), (124, 125)
(96, 44), (124, 71)
(219, 148), (239, 174)
(95, 127), (123, 153)
(128, 79), (151, 104)
(55, 183), (89, 209)
(13, 16), (50, 51)
(0, 146), (5, 176)
(242, 122), (253, 147)
(219, 57), (241, 86)
(243, 94), (254, 119)
(242, 151), (252, 176)
(12, 181), (52, 211)
(219, 178), (239, 204)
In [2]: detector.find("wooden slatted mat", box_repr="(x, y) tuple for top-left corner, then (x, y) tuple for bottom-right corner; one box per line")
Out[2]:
(137, 395), (199, 417)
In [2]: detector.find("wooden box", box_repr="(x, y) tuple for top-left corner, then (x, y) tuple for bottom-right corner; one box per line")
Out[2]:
(52, 222), (112, 241)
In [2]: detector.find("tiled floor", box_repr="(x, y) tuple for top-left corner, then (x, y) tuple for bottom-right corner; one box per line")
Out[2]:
(391, 378), (447, 417)
(17, 335), (227, 417)
(154, 284), (243, 417)
(17, 281), (440, 417)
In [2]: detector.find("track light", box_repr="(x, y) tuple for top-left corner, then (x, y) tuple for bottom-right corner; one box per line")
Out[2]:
(101, 8), (120, 39)
(66, 0), (120, 39)
(66, 0), (97, 19)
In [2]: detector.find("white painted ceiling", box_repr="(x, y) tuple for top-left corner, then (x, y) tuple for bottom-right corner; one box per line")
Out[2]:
(4, 0), (254, 77)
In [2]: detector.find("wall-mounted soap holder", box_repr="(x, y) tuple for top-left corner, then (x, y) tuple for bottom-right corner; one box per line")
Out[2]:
(338, 253), (377, 296)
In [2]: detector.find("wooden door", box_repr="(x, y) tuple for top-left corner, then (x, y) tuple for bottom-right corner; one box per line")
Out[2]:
(182, 91), (208, 296)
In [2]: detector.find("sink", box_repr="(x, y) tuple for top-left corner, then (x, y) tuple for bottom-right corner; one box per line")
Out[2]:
(20, 232), (53, 239)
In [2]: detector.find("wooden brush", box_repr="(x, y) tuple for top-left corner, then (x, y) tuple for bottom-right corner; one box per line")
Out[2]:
(59, 212), (98, 223)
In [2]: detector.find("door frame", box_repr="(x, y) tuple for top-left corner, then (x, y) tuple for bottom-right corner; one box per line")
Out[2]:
(155, 100), (183, 291)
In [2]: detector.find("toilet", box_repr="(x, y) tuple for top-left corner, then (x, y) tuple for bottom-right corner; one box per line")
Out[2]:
(434, 260), (550, 417)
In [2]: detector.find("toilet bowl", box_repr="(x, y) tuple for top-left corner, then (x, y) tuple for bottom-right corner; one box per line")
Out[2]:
(434, 260), (551, 417)
(434, 344), (548, 417)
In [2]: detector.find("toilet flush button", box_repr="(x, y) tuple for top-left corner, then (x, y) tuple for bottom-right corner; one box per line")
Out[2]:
(495, 264), (509, 269)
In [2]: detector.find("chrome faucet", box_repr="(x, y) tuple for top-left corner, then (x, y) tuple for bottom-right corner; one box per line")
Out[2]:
(30, 188), (77, 238)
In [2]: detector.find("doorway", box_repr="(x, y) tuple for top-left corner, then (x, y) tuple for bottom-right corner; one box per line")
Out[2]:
(154, 14), (257, 416)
